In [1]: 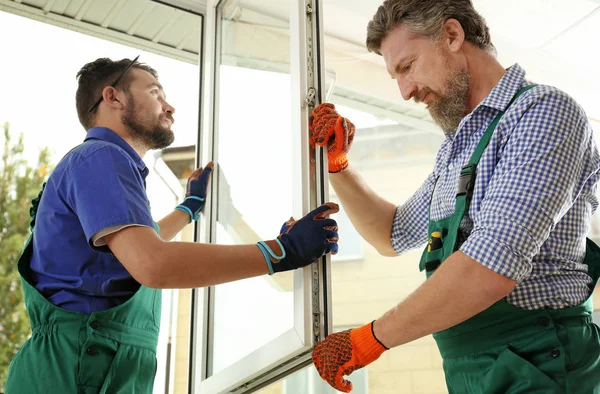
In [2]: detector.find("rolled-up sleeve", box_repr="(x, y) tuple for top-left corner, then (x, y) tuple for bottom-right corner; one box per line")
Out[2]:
(460, 91), (592, 283)
(391, 171), (436, 254)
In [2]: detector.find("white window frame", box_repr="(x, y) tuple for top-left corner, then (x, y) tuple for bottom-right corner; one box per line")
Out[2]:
(188, 0), (332, 393)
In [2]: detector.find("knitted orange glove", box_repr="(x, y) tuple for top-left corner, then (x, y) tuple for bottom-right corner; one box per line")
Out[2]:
(309, 103), (356, 173)
(312, 322), (388, 392)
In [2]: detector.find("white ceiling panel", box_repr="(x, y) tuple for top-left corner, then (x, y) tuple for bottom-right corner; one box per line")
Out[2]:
(1, 0), (598, 123)
(63, 0), (87, 18)
(81, 0), (118, 25)
(0, 0), (202, 63)
(544, 7), (600, 62)
(50, 0), (72, 14)
(475, 0), (598, 49)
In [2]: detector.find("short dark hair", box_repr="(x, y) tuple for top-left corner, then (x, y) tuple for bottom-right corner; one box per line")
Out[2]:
(366, 0), (494, 55)
(75, 57), (158, 130)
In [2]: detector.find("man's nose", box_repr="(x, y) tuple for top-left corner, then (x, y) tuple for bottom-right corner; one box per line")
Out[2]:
(397, 78), (417, 101)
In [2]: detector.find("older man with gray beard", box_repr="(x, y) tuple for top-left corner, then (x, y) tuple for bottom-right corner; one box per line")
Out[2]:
(310, 0), (600, 393)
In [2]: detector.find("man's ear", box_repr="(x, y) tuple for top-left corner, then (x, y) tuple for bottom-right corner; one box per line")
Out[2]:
(102, 86), (125, 110)
(442, 18), (465, 53)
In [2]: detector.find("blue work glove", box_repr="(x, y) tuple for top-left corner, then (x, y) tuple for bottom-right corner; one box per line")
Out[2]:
(175, 162), (213, 222)
(256, 203), (340, 274)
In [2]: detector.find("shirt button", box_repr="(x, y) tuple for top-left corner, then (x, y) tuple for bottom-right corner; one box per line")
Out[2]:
(551, 349), (560, 358)
(86, 347), (98, 356)
(539, 317), (550, 327)
(448, 163), (454, 170)
(90, 321), (101, 330)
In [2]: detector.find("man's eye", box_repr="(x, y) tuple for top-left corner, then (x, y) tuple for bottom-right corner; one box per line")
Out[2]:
(403, 62), (413, 72)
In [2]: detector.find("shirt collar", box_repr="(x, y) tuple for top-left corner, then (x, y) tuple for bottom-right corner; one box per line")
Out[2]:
(84, 127), (147, 174)
(478, 64), (527, 112)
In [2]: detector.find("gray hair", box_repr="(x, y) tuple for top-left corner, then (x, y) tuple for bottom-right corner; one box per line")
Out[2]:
(366, 0), (495, 55)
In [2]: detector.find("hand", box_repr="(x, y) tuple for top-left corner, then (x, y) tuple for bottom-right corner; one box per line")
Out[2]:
(257, 203), (340, 274)
(175, 162), (214, 222)
(309, 103), (356, 173)
(312, 322), (388, 392)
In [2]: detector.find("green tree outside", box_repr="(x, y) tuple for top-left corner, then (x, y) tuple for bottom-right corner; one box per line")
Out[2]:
(0, 122), (52, 390)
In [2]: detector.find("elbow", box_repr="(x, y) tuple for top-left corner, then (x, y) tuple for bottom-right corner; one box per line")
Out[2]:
(136, 270), (168, 289)
(375, 239), (398, 257)
(454, 251), (517, 303)
(483, 272), (517, 302)
(374, 223), (398, 257)
(377, 246), (399, 257)
(105, 226), (171, 289)
(127, 245), (169, 289)
(129, 261), (166, 289)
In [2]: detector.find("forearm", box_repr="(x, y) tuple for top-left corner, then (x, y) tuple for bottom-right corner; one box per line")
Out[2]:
(330, 165), (397, 256)
(157, 210), (191, 241)
(149, 241), (274, 288)
(373, 251), (517, 348)
(109, 203), (338, 289)
(107, 225), (275, 288)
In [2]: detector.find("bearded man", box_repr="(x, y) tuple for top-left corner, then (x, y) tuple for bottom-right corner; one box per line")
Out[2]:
(6, 56), (340, 393)
(310, 1), (600, 393)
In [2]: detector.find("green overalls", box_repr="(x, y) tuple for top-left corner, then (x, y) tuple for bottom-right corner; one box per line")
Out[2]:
(420, 86), (600, 393)
(5, 185), (162, 394)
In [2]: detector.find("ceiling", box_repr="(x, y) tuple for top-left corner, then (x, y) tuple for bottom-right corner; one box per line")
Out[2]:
(1, 0), (598, 125)
(239, 0), (600, 121)
(0, 0), (205, 63)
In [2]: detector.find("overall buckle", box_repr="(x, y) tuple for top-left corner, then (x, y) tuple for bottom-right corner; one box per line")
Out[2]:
(457, 164), (477, 200)
(425, 259), (441, 272)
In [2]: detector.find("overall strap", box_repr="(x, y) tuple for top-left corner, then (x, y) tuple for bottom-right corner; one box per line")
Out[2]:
(29, 182), (47, 230)
(467, 84), (537, 167)
(28, 144), (82, 230)
(441, 85), (537, 259)
(18, 182), (47, 285)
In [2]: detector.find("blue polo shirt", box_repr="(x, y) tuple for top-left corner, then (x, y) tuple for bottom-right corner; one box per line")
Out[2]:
(29, 127), (156, 314)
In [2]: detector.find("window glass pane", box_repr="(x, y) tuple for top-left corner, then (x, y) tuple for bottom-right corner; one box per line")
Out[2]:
(320, 1), (600, 394)
(210, 0), (297, 375)
(326, 105), (445, 394)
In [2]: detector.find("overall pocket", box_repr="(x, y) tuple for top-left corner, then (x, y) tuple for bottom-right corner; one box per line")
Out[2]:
(483, 346), (565, 394)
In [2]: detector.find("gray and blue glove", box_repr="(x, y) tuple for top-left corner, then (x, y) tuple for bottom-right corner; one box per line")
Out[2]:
(256, 203), (340, 274)
(175, 162), (213, 222)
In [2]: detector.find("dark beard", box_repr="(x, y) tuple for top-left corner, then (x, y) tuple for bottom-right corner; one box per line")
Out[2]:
(428, 68), (470, 135)
(121, 98), (175, 150)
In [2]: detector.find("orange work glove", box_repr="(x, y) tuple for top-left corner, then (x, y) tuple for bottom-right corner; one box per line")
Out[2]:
(312, 321), (388, 392)
(309, 103), (356, 173)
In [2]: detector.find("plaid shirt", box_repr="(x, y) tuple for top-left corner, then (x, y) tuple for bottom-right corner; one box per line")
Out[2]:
(391, 64), (600, 310)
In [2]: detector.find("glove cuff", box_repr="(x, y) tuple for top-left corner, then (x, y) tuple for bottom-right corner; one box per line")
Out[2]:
(175, 205), (194, 223)
(350, 322), (388, 363)
(256, 239), (286, 275)
(328, 156), (348, 173)
(176, 196), (205, 222)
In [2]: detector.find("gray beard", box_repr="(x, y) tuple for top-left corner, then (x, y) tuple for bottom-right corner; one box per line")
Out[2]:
(428, 68), (471, 135)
